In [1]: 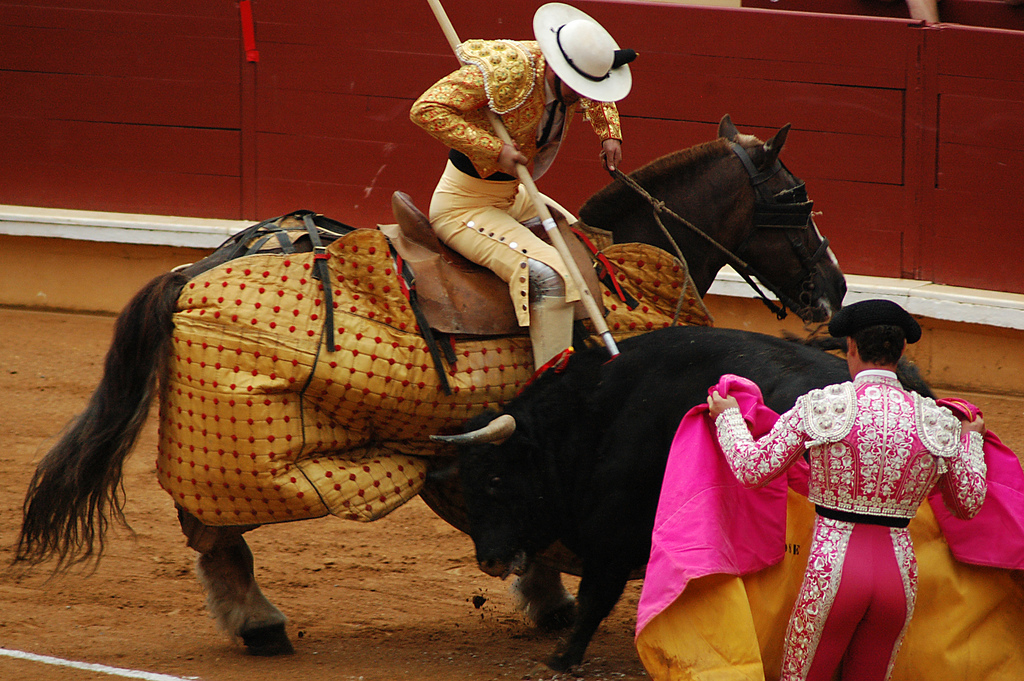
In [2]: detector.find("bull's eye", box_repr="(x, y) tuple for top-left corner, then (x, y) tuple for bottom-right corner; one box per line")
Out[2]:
(487, 475), (502, 495)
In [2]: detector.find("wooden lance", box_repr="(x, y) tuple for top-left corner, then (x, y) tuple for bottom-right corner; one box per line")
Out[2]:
(425, 0), (620, 359)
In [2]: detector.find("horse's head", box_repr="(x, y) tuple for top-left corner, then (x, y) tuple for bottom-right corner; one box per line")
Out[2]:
(579, 115), (846, 324)
(718, 114), (846, 323)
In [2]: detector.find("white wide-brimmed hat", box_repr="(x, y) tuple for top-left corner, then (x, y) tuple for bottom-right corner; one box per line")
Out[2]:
(533, 3), (635, 103)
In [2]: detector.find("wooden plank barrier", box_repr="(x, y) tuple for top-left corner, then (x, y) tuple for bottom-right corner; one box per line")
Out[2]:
(741, 0), (1024, 32)
(0, 0), (1021, 294)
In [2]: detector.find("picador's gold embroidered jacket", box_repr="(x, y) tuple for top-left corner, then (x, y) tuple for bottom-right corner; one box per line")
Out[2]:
(410, 39), (621, 178)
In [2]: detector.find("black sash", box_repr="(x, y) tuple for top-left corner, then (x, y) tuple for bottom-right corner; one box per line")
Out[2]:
(448, 149), (515, 181)
(815, 505), (910, 528)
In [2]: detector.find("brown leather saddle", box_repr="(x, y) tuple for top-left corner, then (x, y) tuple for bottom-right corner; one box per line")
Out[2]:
(379, 192), (602, 336)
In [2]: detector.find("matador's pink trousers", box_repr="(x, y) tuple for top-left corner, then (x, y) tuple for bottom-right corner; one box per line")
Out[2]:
(795, 521), (913, 681)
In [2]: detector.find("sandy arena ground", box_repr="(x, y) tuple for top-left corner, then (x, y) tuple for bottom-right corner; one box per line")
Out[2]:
(2, 307), (1022, 681)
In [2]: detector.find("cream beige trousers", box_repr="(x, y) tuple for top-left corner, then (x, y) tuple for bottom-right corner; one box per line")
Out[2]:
(428, 160), (580, 327)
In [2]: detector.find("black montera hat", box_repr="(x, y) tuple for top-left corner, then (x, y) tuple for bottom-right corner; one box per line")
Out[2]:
(828, 299), (922, 344)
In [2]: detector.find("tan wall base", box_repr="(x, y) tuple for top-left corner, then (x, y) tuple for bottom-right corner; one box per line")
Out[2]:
(3, 234), (1020, 396)
(0, 235), (205, 314)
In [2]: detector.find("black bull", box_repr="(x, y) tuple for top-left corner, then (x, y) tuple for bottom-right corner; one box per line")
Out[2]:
(438, 325), (930, 671)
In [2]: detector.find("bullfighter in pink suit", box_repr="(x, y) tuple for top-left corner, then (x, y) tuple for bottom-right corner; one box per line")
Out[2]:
(708, 299), (988, 681)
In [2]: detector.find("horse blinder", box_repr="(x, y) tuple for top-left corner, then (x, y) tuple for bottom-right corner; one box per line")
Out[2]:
(730, 143), (830, 319)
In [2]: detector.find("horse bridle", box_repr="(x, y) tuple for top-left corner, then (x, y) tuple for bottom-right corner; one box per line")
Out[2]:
(728, 142), (831, 319)
(608, 143), (826, 320)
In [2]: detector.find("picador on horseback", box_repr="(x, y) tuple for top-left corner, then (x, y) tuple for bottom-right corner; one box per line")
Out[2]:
(410, 2), (636, 368)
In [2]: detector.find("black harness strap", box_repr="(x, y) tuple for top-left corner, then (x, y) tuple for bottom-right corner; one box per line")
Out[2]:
(302, 213), (336, 354)
(731, 141), (781, 187)
(211, 214), (289, 261)
(729, 143), (828, 318)
(385, 248), (454, 396)
(408, 290), (453, 396)
(245, 223), (298, 255)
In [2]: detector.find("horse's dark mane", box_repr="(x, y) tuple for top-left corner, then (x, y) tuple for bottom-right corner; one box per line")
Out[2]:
(579, 137), (739, 226)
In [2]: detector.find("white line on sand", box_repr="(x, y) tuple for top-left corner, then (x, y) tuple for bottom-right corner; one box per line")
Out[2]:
(0, 647), (200, 680)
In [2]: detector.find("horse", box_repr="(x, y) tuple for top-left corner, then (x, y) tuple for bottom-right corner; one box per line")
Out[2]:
(15, 115), (846, 656)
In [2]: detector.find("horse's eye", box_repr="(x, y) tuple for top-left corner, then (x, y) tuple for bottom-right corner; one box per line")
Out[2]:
(487, 476), (502, 494)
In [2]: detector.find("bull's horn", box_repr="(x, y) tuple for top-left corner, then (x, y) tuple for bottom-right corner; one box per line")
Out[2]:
(430, 414), (516, 446)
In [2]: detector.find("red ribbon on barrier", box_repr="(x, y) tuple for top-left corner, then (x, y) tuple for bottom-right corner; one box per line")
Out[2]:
(239, 0), (260, 63)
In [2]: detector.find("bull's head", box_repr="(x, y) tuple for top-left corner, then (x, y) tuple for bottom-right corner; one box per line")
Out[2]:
(432, 411), (555, 580)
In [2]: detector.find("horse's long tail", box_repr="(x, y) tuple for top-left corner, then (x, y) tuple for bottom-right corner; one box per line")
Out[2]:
(15, 271), (189, 572)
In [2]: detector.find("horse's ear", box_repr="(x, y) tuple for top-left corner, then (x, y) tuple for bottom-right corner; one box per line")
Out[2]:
(718, 114), (740, 141)
(762, 123), (791, 168)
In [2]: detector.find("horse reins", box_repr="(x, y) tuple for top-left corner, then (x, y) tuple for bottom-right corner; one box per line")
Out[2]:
(608, 168), (801, 321)
(607, 143), (824, 321)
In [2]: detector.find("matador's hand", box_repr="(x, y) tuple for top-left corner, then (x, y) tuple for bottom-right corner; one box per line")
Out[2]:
(708, 390), (739, 421)
(963, 413), (987, 436)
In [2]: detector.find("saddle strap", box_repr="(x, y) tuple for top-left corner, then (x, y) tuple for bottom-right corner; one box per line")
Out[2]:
(571, 225), (639, 309)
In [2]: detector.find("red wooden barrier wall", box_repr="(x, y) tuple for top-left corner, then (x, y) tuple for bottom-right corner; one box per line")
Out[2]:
(741, 0), (1024, 32)
(0, 1), (241, 216)
(1, 1), (1022, 294)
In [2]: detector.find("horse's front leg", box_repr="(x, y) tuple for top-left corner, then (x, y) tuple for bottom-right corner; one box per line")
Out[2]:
(178, 507), (293, 656)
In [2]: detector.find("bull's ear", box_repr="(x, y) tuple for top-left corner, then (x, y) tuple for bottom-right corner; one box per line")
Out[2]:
(762, 123), (791, 169)
(718, 114), (740, 141)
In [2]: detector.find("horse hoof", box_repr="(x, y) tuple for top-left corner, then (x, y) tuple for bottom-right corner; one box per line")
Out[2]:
(535, 600), (576, 631)
(242, 623), (295, 656)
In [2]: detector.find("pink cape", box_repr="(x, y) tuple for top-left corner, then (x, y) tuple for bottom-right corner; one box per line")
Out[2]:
(636, 376), (1024, 638)
(636, 374), (804, 635)
(928, 398), (1024, 570)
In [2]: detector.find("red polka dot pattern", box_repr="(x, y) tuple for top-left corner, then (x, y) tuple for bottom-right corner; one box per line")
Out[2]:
(598, 243), (712, 338)
(157, 229), (533, 526)
(156, 228), (710, 527)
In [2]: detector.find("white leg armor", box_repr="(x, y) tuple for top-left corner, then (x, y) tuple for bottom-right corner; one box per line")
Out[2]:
(528, 258), (574, 368)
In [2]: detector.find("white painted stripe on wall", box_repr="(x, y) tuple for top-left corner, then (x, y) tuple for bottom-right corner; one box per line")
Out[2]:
(709, 269), (1024, 331)
(3, 205), (1022, 332)
(0, 646), (200, 680)
(0, 205), (248, 250)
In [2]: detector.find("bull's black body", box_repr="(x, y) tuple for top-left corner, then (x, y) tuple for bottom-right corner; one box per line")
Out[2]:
(454, 326), (930, 671)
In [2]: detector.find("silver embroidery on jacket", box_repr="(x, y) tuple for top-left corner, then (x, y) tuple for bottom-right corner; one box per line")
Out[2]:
(801, 383), (857, 447)
(715, 375), (987, 521)
(914, 393), (962, 459)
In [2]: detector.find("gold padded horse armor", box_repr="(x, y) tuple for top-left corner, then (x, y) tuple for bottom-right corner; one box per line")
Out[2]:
(158, 227), (710, 526)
